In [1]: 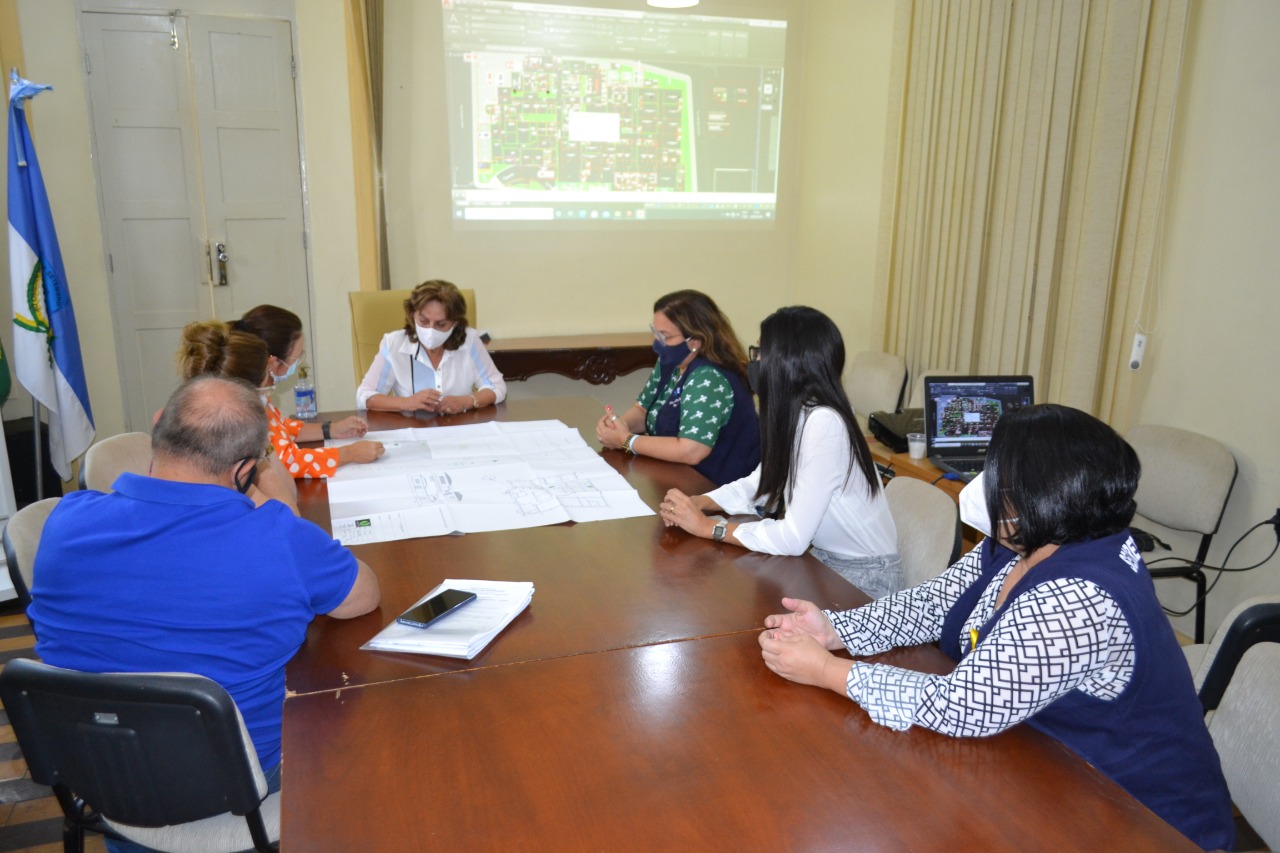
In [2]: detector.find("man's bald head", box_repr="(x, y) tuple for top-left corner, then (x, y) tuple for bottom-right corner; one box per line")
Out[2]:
(152, 376), (268, 477)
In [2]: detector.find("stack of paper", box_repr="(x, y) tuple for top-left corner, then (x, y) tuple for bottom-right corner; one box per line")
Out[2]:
(361, 579), (534, 660)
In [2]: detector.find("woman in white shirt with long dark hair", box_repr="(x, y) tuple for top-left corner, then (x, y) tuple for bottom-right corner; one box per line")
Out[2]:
(659, 306), (901, 598)
(357, 279), (506, 415)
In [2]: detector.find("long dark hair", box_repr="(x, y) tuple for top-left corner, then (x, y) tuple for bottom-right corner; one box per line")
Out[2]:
(234, 305), (303, 362)
(983, 404), (1139, 553)
(752, 306), (878, 515)
(654, 290), (749, 380)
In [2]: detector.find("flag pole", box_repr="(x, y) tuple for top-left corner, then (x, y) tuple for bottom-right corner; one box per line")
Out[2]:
(31, 400), (42, 500)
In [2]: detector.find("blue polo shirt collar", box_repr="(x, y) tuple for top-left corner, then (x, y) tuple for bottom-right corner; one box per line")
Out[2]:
(111, 472), (254, 507)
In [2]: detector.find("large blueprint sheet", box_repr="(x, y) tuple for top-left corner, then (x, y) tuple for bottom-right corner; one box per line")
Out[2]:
(324, 420), (653, 545)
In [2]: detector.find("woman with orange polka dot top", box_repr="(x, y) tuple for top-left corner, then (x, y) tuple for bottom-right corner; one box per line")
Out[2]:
(233, 306), (385, 479)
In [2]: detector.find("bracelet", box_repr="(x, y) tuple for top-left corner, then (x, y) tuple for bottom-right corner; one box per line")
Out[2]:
(471, 393), (480, 409)
(321, 421), (332, 440)
(625, 434), (639, 454)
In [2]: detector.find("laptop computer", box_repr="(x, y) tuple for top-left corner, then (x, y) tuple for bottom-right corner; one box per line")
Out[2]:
(923, 375), (1034, 481)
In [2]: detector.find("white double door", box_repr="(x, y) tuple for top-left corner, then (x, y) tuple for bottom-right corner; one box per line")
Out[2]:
(83, 9), (311, 429)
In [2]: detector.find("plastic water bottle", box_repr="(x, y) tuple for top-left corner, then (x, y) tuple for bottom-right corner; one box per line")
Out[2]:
(293, 365), (317, 420)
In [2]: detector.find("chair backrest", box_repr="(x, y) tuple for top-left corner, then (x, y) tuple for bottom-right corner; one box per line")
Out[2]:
(80, 432), (152, 492)
(1207, 642), (1280, 850)
(349, 288), (477, 381)
(1190, 597), (1280, 712)
(907, 368), (963, 410)
(884, 477), (961, 588)
(2, 497), (61, 606)
(0, 659), (275, 849)
(846, 351), (907, 432)
(1126, 425), (1237, 536)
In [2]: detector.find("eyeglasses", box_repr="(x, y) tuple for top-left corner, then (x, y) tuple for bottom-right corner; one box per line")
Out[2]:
(649, 323), (684, 345)
(748, 345), (761, 361)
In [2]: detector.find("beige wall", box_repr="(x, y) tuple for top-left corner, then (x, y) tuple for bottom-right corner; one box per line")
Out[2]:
(791, 0), (895, 354)
(1131, 0), (1280, 637)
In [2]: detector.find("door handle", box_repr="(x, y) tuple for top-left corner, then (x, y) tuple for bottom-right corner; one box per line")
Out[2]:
(214, 241), (228, 286)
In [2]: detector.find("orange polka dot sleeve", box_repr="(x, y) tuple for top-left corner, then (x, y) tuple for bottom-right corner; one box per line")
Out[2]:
(266, 402), (341, 479)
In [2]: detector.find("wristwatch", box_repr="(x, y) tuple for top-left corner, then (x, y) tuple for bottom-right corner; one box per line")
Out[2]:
(321, 421), (332, 440)
(711, 518), (728, 542)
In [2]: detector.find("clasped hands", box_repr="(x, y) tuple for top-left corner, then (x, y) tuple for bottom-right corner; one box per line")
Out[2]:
(759, 597), (853, 694)
(404, 389), (475, 415)
(595, 411), (634, 450)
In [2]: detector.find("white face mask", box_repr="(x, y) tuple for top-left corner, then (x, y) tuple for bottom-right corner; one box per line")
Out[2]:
(416, 324), (453, 349)
(957, 472), (992, 538)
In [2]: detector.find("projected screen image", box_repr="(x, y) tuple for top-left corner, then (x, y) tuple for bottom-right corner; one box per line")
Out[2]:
(441, 0), (787, 222)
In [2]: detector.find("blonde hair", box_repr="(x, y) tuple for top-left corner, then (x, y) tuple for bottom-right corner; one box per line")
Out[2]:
(177, 321), (270, 386)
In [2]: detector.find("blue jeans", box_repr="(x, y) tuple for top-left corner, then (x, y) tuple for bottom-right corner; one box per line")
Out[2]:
(809, 548), (904, 599)
(105, 763), (281, 853)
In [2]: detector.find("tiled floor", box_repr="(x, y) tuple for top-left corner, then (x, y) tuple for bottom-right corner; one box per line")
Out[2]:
(0, 608), (106, 853)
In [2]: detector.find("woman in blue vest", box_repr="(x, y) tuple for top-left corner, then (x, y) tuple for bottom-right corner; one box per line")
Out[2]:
(757, 404), (1233, 850)
(596, 289), (759, 486)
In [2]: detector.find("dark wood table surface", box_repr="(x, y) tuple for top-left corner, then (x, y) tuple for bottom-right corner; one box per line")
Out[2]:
(287, 398), (864, 694)
(282, 633), (1195, 851)
(280, 398), (1196, 851)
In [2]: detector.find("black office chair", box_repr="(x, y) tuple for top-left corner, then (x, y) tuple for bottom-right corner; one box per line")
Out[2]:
(0, 659), (279, 853)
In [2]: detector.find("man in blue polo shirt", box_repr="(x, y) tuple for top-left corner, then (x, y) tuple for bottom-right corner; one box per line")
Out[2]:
(29, 375), (380, 791)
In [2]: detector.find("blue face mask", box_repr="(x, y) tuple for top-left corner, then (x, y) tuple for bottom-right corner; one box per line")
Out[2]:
(271, 358), (299, 382)
(653, 338), (692, 368)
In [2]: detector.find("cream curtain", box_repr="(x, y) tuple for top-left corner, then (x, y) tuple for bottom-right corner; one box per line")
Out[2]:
(875, 0), (1188, 424)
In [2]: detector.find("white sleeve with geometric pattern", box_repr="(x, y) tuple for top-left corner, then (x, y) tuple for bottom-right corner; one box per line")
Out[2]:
(845, 578), (1133, 737)
(825, 545), (988, 656)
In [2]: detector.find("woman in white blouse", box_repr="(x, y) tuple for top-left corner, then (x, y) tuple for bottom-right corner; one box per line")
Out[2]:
(659, 306), (901, 598)
(357, 280), (506, 415)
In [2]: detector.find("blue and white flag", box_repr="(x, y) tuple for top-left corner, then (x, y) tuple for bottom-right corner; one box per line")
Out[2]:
(8, 71), (94, 479)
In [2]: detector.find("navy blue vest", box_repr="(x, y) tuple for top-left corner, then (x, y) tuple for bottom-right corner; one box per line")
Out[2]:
(651, 358), (760, 487)
(940, 534), (1233, 851)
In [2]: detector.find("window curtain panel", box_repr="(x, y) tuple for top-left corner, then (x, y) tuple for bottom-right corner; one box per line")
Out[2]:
(874, 0), (1188, 424)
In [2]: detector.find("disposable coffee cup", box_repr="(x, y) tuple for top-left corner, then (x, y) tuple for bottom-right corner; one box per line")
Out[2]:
(907, 433), (926, 460)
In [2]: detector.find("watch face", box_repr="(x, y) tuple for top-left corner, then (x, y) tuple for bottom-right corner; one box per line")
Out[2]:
(713, 521), (727, 541)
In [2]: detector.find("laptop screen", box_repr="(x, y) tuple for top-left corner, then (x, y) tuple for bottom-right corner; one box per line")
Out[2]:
(924, 375), (1035, 458)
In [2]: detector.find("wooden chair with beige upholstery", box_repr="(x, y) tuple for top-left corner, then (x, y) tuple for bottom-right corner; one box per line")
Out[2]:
(2, 497), (61, 607)
(348, 288), (477, 381)
(79, 431), (152, 492)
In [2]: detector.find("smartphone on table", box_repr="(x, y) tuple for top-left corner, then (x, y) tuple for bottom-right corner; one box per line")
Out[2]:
(395, 588), (477, 629)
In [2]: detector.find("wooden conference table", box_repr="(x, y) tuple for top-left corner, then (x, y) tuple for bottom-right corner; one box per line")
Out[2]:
(281, 398), (1195, 851)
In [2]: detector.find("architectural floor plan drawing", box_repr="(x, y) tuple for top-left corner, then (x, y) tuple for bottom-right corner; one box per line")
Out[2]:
(325, 420), (653, 545)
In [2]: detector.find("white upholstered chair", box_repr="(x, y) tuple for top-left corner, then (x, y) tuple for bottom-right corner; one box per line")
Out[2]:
(1126, 424), (1237, 643)
(846, 351), (907, 432)
(1206, 642), (1280, 850)
(884, 477), (961, 588)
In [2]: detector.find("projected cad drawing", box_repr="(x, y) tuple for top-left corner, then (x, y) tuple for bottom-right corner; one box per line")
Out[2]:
(469, 54), (695, 193)
(442, 0), (786, 221)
